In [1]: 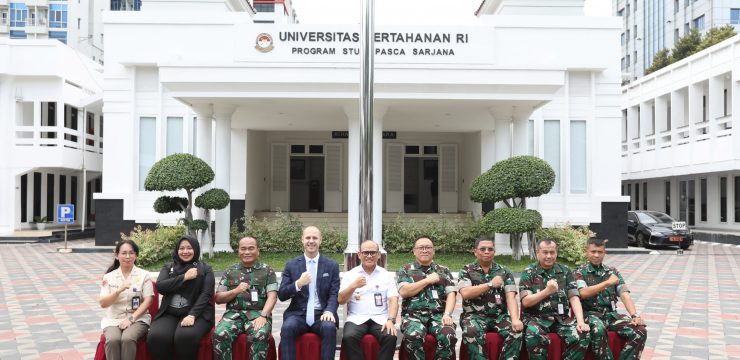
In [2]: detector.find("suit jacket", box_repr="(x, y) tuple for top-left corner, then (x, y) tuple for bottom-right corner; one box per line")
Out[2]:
(153, 262), (215, 325)
(278, 254), (340, 326)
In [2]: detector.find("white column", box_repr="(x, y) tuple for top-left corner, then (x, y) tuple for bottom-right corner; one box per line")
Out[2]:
(345, 104), (360, 252)
(213, 104), (235, 252)
(512, 113), (530, 156)
(372, 106), (387, 248)
(193, 104), (213, 166)
(491, 109), (513, 254)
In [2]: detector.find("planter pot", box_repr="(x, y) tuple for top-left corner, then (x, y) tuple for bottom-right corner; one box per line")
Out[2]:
(35, 223), (46, 231)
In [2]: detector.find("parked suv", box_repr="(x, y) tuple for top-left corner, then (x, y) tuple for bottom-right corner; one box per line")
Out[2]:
(627, 211), (693, 250)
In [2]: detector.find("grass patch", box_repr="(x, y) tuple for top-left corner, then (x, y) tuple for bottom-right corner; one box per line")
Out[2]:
(142, 252), (576, 274)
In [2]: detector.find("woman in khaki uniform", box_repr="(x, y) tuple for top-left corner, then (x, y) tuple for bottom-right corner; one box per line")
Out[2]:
(99, 240), (154, 360)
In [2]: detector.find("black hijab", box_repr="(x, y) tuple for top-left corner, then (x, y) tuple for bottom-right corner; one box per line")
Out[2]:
(171, 235), (201, 276)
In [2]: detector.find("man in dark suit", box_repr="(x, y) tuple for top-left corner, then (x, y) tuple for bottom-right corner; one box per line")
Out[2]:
(278, 226), (340, 360)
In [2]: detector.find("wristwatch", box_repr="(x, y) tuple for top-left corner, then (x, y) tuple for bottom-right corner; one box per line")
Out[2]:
(443, 312), (452, 317)
(260, 312), (270, 318)
(487, 281), (494, 290)
(128, 315), (135, 322)
(631, 312), (641, 319)
(387, 317), (396, 324)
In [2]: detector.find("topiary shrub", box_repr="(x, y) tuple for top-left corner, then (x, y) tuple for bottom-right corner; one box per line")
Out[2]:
(382, 215), (480, 253)
(536, 223), (594, 265)
(470, 156), (555, 260)
(122, 223), (186, 267)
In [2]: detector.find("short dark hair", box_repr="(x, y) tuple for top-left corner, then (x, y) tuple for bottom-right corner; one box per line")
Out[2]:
(240, 236), (260, 249)
(537, 238), (558, 249)
(474, 235), (494, 249)
(586, 237), (608, 247)
(415, 235), (434, 245)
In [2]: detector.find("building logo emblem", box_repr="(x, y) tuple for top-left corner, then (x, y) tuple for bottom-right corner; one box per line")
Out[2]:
(255, 33), (274, 53)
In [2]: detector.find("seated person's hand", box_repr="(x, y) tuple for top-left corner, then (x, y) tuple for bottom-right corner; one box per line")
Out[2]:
(320, 311), (335, 323)
(180, 315), (195, 327)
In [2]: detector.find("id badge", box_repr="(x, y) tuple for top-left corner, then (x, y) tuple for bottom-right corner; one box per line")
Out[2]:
(611, 300), (617, 312)
(250, 288), (258, 302)
(495, 293), (502, 305)
(557, 303), (564, 315)
(431, 289), (439, 299)
(374, 293), (383, 307)
(131, 296), (141, 310)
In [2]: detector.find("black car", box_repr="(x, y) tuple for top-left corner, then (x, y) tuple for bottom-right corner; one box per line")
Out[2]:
(627, 211), (693, 250)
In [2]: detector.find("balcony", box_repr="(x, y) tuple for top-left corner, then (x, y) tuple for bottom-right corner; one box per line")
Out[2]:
(24, 0), (48, 7)
(13, 124), (104, 172)
(25, 18), (47, 34)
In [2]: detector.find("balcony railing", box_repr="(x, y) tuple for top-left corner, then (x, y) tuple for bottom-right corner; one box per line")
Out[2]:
(14, 125), (103, 154)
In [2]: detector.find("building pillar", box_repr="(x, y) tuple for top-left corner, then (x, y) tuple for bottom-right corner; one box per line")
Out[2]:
(512, 112), (530, 156)
(193, 104), (213, 167)
(490, 108), (514, 254)
(213, 104), (235, 252)
(344, 104), (360, 252)
(372, 106), (387, 249)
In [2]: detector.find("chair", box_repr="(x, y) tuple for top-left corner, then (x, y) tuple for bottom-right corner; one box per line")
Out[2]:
(338, 334), (381, 360)
(399, 334), (457, 360)
(584, 331), (626, 360)
(228, 330), (278, 360)
(94, 285), (160, 360)
(520, 333), (562, 360)
(278, 332), (322, 360)
(459, 332), (503, 360)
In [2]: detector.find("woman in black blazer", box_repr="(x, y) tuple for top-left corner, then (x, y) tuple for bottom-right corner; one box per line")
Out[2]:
(147, 235), (214, 360)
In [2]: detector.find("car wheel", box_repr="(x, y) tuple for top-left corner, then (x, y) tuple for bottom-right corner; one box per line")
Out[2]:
(637, 233), (647, 248)
(680, 243), (690, 250)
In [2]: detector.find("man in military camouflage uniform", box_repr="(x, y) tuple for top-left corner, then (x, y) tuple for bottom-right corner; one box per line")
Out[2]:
(397, 236), (458, 360)
(458, 236), (523, 360)
(213, 237), (278, 360)
(575, 238), (647, 360)
(520, 238), (590, 360)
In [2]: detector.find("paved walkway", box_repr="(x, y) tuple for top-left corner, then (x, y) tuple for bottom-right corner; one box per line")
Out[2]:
(0, 241), (739, 359)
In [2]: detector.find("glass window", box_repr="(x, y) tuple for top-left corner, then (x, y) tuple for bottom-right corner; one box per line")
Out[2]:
(570, 121), (586, 193)
(665, 181), (671, 215)
(192, 116), (197, 155)
(527, 120), (534, 155)
(9, 30), (27, 39)
(49, 4), (67, 28)
(693, 15), (705, 31)
(627, 184), (632, 210)
(674, 0), (679, 13)
(684, 22), (690, 34)
(309, 145), (323, 154)
(635, 182), (640, 209)
(290, 145), (305, 154)
(255, 3), (275, 12)
(700, 178), (707, 221)
(48, 31), (68, 44)
(10, 3), (27, 27)
(544, 120), (560, 193)
(405, 145), (419, 155)
(732, 9), (740, 24)
(720, 177), (727, 222)
(688, 180), (695, 226)
(166, 117), (183, 155)
(139, 117), (157, 191)
(735, 177), (740, 222)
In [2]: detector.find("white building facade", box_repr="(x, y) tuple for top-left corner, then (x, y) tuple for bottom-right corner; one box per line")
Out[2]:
(95, 0), (627, 251)
(0, 38), (103, 234)
(621, 34), (740, 244)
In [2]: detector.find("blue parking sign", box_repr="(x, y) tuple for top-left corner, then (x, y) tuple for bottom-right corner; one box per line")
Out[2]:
(57, 204), (75, 224)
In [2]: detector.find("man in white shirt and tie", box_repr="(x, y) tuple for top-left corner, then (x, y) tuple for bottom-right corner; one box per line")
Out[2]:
(278, 226), (341, 360)
(338, 240), (399, 360)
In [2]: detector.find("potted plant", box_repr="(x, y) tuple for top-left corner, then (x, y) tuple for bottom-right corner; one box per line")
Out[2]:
(31, 216), (49, 231)
(89, 213), (96, 227)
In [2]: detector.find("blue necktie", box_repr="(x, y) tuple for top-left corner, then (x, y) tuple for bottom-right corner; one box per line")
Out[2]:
(306, 259), (316, 326)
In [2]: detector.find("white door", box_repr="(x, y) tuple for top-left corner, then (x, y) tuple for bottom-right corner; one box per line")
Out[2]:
(270, 143), (289, 211)
(386, 143), (404, 212)
(438, 144), (458, 213)
(324, 143), (342, 212)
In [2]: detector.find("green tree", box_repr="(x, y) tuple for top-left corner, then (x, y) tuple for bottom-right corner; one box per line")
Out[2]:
(699, 25), (737, 51)
(469, 156), (555, 260)
(145, 153), (229, 257)
(645, 48), (671, 75)
(671, 28), (702, 62)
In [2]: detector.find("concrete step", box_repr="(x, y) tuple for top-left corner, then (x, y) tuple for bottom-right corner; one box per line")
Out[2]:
(250, 212), (474, 232)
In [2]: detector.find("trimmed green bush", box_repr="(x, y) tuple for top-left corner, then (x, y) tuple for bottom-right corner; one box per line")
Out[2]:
(122, 223), (186, 266)
(195, 188), (230, 210)
(470, 156), (555, 203)
(153, 196), (188, 213)
(479, 208), (542, 235)
(382, 215), (480, 253)
(144, 153), (213, 192)
(536, 223), (594, 264)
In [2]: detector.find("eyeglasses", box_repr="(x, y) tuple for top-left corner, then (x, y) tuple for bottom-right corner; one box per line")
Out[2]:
(360, 251), (378, 257)
(477, 247), (495, 253)
(414, 246), (434, 251)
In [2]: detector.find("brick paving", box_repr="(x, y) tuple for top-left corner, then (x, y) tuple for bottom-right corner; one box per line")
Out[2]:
(0, 240), (739, 359)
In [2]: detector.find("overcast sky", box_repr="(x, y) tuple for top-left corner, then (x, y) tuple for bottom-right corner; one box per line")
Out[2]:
(290, 0), (612, 25)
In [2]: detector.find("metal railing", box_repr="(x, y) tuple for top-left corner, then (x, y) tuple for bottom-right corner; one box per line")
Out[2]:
(14, 125), (104, 154)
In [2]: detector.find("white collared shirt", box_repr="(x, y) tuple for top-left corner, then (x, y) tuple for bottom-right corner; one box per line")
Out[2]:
(340, 265), (398, 325)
